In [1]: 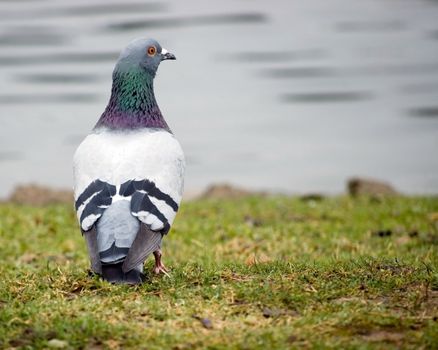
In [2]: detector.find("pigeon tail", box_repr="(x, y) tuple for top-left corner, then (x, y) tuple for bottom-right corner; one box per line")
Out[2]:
(96, 200), (139, 263)
(101, 262), (145, 285)
(122, 224), (162, 273)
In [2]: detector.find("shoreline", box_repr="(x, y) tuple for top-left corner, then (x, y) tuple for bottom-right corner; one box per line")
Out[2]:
(2, 178), (436, 206)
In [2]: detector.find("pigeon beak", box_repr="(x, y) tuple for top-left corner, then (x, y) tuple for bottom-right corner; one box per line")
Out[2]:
(161, 48), (176, 61)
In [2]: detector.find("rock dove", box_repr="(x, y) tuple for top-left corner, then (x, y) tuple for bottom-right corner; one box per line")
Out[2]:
(73, 38), (184, 284)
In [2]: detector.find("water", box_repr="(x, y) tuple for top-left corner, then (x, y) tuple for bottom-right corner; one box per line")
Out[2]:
(1, 0), (438, 197)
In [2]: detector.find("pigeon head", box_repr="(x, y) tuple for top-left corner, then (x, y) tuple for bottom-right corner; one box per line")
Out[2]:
(95, 38), (176, 131)
(115, 38), (176, 77)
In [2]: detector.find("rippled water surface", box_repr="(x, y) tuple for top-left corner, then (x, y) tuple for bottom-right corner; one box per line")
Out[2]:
(1, 0), (438, 196)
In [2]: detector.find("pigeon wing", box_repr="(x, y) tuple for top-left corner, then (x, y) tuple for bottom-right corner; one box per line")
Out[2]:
(75, 180), (117, 232)
(120, 179), (180, 234)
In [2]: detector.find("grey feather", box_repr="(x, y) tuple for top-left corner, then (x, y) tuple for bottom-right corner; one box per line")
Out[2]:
(96, 200), (140, 263)
(122, 224), (162, 273)
(83, 226), (102, 274)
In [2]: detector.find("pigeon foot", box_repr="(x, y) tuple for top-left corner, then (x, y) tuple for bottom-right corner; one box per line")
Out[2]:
(153, 250), (170, 277)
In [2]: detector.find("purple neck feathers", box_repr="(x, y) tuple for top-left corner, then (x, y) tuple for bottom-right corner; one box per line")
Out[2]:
(95, 69), (170, 132)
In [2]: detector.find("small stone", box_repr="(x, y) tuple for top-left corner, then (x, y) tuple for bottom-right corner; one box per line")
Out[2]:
(47, 339), (68, 348)
(200, 318), (213, 329)
(192, 315), (213, 329)
(262, 307), (280, 318)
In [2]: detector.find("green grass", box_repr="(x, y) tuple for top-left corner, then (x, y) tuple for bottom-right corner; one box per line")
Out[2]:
(0, 195), (437, 349)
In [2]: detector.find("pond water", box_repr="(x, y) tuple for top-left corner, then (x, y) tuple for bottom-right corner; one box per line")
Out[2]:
(1, 0), (438, 197)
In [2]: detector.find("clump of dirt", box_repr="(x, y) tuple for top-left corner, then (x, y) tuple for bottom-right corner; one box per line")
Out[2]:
(361, 330), (405, 343)
(199, 183), (260, 199)
(8, 184), (73, 206)
(347, 177), (399, 197)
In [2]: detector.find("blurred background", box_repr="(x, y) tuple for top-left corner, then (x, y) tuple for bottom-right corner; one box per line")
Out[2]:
(0, 0), (437, 199)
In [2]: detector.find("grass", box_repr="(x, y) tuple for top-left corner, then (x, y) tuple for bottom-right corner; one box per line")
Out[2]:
(0, 195), (437, 349)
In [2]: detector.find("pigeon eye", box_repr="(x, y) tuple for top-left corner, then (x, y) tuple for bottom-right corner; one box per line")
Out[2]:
(147, 46), (157, 56)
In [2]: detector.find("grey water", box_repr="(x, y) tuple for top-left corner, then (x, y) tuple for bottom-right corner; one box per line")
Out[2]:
(0, 0), (438, 197)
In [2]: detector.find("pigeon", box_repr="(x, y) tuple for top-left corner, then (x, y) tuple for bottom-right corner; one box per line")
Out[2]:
(73, 38), (185, 284)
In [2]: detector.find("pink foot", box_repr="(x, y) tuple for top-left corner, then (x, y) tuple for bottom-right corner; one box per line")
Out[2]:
(153, 250), (170, 277)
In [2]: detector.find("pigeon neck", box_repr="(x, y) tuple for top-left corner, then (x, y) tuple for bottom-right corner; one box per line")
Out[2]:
(95, 68), (170, 131)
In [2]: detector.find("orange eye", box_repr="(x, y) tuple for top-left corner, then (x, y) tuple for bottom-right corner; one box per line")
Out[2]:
(147, 46), (156, 56)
